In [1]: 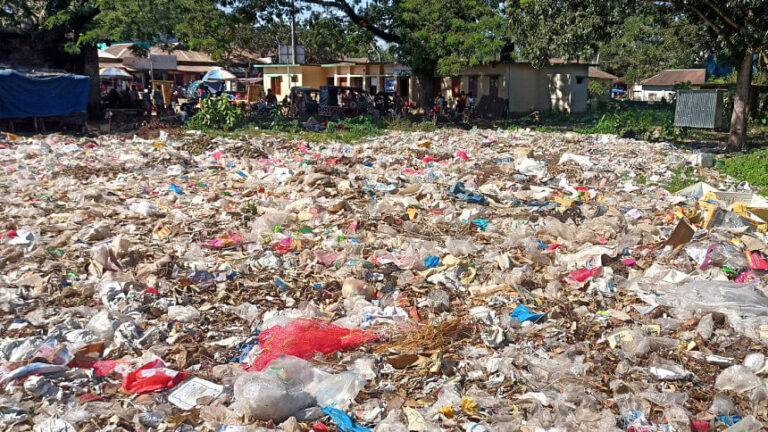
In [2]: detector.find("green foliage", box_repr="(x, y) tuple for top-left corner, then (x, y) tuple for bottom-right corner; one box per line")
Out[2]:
(79, 0), (195, 47)
(1, 0), (100, 54)
(230, 0), (508, 77)
(585, 104), (677, 140)
(508, 0), (632, 67)
(247, 112), (436, 143)
(598, 13), (708, 85)
(502, 102), (680, 141)
(663, 167), (703, 193)
(393, 0), (507, 76)
(717, 149), (768, 191)
(587, 80), (607, 100)
(187, 96), (246, 132)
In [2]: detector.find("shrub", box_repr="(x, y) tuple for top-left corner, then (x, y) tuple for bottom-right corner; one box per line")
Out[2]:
(187, 95), (246, 131)
(717, 149), (768, 191)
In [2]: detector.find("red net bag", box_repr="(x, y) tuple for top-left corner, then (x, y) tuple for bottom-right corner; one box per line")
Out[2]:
(251, 319), (376, 371)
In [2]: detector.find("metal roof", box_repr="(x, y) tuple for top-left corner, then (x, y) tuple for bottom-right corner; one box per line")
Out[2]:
(641, 69), (706, 86)
(588, 67), (619, 81)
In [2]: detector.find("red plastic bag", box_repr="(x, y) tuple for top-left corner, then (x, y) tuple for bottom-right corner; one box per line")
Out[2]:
(569, 266), (603, 282)
(745, 251), (768, 270)
(122, 360), (187, 394)
(92, 360), (118, 377)
(251, 319), (376, 371)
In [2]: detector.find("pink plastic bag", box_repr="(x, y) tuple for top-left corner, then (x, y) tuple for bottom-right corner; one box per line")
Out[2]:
(203, 232), (243, 249)
(251, 319), (376, 371)
(122, 360), (187, 394)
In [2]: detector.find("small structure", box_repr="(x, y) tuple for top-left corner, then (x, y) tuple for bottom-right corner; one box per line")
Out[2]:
(261, 62), (413, 103)
(633, 69), (706, 102)
(435, 60), (590, 114)
(0, 69), (90, 132)
(674, 89), (725, 129)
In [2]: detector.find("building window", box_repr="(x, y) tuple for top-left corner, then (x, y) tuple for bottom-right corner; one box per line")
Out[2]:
(291, 75), (298, 83)
(489, 75), (499, 98)
(468, 76), (478, 97)
(576, 76), (585, 85)
(271, 76), (282, 95)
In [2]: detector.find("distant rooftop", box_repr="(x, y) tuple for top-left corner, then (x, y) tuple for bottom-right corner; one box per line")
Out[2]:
(588, 67), (619, 81)
(641, 69), (706, 86)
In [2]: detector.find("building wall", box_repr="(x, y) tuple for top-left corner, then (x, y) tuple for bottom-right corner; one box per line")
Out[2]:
(324, 64), (414, 99)
(262, 66), (327, 97)
(302, 67), (330, 89)
(438, 64), (589, 114)
(633, 85), (676, 102)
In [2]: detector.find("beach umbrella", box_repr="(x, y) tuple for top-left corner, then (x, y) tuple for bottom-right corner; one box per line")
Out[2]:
(100, 67), (132, 80)
(201, 68), (237, 82)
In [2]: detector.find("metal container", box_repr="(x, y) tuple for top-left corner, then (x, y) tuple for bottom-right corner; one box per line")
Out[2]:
(675, 90), (725, 129)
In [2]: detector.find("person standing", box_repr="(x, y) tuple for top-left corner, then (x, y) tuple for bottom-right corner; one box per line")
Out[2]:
(130, 86), (139, 108)
(153, 86), (165, 111)
(266, 89), (277, 106)
(142, 90), (153, 120)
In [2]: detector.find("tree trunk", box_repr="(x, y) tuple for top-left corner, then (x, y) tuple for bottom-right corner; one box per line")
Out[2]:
(416, 74), (435, 110)
(726, 48), (753, 152)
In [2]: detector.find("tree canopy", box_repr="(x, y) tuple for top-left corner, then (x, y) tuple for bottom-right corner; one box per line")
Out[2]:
(598, 13), (709, 85)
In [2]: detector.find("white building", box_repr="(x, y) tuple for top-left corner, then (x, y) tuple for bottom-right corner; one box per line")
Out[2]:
(632, 69), (706, 102)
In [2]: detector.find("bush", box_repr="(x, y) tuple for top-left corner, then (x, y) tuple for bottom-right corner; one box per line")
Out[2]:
(717, 149), (768, 193)
(187, 95), (246, 131)
(588, 80), (607, 99)
(583, 103), (677, 140)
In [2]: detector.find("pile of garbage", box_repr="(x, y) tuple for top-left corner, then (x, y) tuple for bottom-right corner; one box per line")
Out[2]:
(1, 127), (767, 431)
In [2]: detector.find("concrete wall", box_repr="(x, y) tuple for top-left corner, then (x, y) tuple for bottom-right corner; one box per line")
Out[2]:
(633, 85), (676, 102)
(441, 64), (589, 114)
(262, 66), (326, 97)
(302, 67), (329, 89)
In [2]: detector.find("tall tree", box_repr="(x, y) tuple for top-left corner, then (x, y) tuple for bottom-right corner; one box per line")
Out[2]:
(510, 0), (768, 151)
(598, 13), (708, 85)
(1, 0), (102, 111)
(659, 0), (768, 151)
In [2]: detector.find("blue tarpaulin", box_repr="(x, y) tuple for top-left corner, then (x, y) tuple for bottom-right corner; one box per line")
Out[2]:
(0, 70), (90, 119)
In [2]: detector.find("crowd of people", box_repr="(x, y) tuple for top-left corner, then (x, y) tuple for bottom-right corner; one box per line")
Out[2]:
(433, 91), (476, 117)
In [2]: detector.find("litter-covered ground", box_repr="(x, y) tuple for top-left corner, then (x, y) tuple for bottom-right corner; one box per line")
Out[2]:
(1, 127), (768, 432)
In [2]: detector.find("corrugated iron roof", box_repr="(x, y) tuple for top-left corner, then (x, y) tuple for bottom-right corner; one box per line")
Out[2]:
(641, 69), (706, 86)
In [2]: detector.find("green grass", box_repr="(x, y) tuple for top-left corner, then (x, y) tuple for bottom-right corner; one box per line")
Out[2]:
(497, 101), (682, 142)
(220, 114), (438, 143)
(662, 167), (704, 193)
(716, 148), (768, 195)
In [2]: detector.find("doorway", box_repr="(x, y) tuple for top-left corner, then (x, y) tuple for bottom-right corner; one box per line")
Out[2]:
(398, 77), (409, 99)
(271, 76), (282, 95)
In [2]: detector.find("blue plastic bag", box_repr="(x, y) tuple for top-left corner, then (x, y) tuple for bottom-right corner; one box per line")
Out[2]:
(446, 182), (485, 205)
(511, 304), (546, 323)
(472, 219), (489, 230)
(322, 407), (370, 432)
